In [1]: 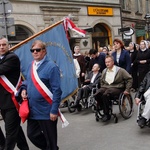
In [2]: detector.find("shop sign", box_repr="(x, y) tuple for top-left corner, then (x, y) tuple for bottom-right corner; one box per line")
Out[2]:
(87, 6), (113, 16)
(135, 23), (145, 29)
(136, 29), (145, 37)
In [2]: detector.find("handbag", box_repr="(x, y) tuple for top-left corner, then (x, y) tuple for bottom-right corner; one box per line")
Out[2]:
(19, 99), (29, 123)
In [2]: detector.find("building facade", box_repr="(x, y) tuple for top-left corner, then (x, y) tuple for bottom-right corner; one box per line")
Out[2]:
(121, 0), (150, 45)
(3, 0), (122, 52)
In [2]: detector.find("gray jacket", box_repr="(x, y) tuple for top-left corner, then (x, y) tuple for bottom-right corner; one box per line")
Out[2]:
(101, 66), (133, 92)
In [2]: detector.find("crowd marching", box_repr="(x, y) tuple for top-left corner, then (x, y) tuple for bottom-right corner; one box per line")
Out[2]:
(72, 39), (150, 92)
(69, 38), (150, 126)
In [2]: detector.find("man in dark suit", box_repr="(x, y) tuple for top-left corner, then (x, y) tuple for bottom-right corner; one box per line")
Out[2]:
(89, 49), (106, 73)
(71, 63), (101, 108)
(0, 37), (29, 150)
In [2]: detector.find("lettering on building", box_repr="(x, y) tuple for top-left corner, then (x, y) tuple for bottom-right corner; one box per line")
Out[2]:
(87, 7), (113, 16)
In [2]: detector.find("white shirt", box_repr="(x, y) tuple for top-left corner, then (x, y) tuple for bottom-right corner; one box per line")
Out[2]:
(116, 53), (120, 64)
(90, 73), (97, 83)
(34, 56), (46, 70)
(73, 59), (81, 78)
(105, 66), (116, 85)
(0, 56), (4, 59)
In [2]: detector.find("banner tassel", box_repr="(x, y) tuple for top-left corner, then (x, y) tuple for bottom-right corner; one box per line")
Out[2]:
(58, 109), (69, 128)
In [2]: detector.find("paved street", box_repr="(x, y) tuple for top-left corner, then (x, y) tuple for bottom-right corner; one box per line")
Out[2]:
(1, 93), (150, 150)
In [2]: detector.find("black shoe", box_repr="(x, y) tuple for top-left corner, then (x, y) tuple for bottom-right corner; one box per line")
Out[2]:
(138, 117), (147, 128)
(102, 114), (111, 122)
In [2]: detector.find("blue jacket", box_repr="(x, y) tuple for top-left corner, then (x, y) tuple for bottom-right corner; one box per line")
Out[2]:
(112, 49), (131, 73)
(26, 56), (62, 120)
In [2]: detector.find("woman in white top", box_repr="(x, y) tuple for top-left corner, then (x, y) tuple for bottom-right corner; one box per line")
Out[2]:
(73, 58), (81, 79)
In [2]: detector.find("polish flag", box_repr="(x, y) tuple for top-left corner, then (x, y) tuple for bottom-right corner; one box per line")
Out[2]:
(64, 18), (86, 37)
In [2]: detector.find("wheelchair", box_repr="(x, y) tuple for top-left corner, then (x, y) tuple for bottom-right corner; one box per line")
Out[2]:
(95, 92), (134, 123)
(137, 98), (150, 128)
(68, 85), (98, 113)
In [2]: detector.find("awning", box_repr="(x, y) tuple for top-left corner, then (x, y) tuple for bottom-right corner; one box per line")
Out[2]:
(83, 27), (93, 32)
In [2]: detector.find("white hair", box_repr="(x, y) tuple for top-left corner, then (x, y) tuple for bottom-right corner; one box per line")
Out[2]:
(74, 46), (80, 51)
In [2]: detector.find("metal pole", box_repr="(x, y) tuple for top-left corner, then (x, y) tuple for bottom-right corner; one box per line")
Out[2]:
(2, 0), (8, 39)
(119, 0), (123, 40)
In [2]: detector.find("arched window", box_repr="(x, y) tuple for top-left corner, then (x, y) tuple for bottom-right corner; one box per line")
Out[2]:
(93, 24), (108, 37)
(8, 25), (33, 46)
(92, 23), (110, 49)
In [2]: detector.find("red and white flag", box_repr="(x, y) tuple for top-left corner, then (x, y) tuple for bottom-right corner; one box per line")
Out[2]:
(63, 18), (86, 37)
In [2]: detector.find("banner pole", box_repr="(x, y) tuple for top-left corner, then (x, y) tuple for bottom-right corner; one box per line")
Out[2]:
(9, 20), (63, 51)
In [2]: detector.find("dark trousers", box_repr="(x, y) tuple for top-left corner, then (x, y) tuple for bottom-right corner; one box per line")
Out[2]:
(77, 86), (91, 101)
(138, 70), (149, 88)
(27, 119), (58, 150)
(95, 87), (123, 115)
(1, 108), (29, 150)
(0, 127), (5, 147)
(131, 67), (138, 90)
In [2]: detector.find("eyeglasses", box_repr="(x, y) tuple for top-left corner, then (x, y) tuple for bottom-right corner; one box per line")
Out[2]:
(30, 48), (43, 53)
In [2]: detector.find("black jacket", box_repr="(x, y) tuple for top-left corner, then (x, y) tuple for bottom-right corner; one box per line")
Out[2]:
(0, 51), (20, 109)
(89, 53), (106, 72)
(112, 49), (131, 73)
(134, 49), (150, 73)
(84, 71), (101, 90)
(135, 71), (150, 99)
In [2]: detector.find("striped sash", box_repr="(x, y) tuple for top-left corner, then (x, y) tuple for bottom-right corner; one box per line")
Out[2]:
(0, 75), (22, 111)
(31, 61), (69, 128)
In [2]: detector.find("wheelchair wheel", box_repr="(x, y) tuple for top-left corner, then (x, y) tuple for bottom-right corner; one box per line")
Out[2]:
(68, 101), (76, 113)
(91, 105), (97, 113)
(139, 101), (145, 117)
(119, 93), (133, 119)
(137, 101), (145, 122)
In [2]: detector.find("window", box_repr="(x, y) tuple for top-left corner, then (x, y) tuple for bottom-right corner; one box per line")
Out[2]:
(122, 0), (131, 11)
(137, 0), (142, 13)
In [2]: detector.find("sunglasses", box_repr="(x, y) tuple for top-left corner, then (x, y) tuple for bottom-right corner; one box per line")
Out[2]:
(30, 48), (43, 53)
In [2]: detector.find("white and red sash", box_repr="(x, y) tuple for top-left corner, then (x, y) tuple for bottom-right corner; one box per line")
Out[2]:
(0, 75), (22, 111)
(31, 61), (69, 128)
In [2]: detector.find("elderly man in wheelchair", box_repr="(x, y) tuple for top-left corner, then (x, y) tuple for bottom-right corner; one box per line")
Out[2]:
(135, 71), (150, 128)
(71, 63), (101, 110)
(94, 55), (133, 122)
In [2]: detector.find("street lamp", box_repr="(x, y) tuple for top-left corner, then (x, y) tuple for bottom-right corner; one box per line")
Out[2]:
(144, 13), (150, 40)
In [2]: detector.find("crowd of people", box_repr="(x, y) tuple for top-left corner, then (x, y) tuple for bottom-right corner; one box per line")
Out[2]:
(72, 38), (150, 126)
(0, 36), (150, 149)
(74, 39), (150, 91)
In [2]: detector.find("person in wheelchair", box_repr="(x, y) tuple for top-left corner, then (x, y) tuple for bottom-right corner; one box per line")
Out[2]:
(94, 55), (132, 122)
(71, 63), (101, 108)
(135, 71), (150, 128)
